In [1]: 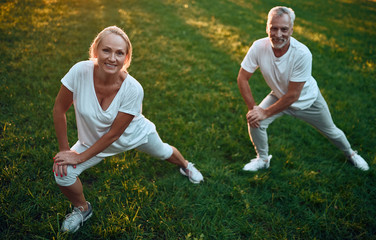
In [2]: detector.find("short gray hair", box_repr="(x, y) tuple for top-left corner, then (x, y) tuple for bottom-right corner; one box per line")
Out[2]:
(267, 6), (295, 28)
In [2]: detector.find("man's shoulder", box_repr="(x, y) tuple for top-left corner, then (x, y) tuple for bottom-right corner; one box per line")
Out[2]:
(252, 37), (270, 47)
(290, 37), (311, 55)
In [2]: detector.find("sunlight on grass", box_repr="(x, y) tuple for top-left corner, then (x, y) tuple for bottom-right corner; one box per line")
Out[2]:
(118, 8), (132, 25)
(303, 170), (319, 178)
(43, 0), (58, 3)
(294, 24), (341, 50)
(164, 0), (249, 60)
(185, 17), (248, 58)
(227, 0), (261, 10)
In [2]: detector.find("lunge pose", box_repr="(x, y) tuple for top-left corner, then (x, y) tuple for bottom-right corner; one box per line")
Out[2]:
(53, 26), (203, 233)
(237, 6), (369, 172)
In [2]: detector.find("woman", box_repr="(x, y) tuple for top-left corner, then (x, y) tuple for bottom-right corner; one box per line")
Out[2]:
(52, 26), (204, 233)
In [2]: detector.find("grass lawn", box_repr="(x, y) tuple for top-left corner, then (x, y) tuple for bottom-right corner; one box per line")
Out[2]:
(1, 0), (375, 239)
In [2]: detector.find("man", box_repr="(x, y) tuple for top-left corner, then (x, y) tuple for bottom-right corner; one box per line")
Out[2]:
(237, 6), (369, 171)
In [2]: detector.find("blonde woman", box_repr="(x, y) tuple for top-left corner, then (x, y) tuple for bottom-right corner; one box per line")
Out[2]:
(53, 26), (203, 233)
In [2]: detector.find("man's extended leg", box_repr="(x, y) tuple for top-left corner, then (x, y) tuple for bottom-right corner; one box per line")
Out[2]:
(294, 92), (369, 170)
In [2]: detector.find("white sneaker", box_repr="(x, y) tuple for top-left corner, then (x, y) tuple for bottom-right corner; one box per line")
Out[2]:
(180, 162), (204, 184)
(348, 151), (369, 171)
(61, 201), (93, 233)
(243, 155), (272, 171)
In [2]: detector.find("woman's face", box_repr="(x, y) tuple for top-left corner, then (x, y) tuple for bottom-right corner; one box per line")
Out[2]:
(95, 33), (128, 75)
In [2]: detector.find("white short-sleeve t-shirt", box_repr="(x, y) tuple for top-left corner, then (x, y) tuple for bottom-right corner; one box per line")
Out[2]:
(61, 60), (156, 157)
(241, 37), (319, 110)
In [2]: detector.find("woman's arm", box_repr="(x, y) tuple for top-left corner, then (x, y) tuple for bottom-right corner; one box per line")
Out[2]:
(52, 85), (73, 177)
(54, 112), (134, 175)
(53, 85), (73, 151)
(80, 112), (134, 162)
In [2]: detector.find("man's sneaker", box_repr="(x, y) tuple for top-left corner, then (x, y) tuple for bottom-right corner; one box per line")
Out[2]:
(348, 151), (369, 171)
(180, 162), (204, 184)
(243, 155), (272, 171)
(61, 201), (93, 233)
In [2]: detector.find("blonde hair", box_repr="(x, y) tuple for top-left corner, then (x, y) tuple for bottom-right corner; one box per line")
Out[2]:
(89, 26), (132, 72)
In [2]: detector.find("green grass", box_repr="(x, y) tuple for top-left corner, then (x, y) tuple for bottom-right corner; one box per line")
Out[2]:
(1, 0), (375, 239)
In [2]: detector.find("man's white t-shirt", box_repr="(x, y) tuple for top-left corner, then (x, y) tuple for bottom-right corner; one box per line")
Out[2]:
(241, 37), (319, 110)
(61, 60), (156, 157)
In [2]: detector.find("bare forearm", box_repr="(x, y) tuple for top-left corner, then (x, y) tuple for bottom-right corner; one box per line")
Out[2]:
(237, 77), (256, 110)
(78, 132), (120, 163)
(53, 86), (73, 152)
(53, 114), (70, 151)
(263, 81), (305, 118)
(264, 94), (298, 118)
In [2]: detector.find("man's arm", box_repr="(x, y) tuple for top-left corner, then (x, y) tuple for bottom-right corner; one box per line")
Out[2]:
(248, 81), (305, 127)
(237, 67), (256, 111)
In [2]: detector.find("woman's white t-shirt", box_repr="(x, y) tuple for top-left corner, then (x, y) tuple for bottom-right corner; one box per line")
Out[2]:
(61, 60), (156, 157)
(241, 37), (319, 110)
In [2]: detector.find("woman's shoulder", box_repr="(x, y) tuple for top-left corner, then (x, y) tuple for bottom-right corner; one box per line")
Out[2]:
(125, 74), (143, 90)
(62, 60), (94, 87)
(70, 60), (94, 71)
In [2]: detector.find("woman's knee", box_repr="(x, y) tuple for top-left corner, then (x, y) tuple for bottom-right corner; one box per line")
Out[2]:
(154, 143), (174, 160)
(54, 166), (77, 187)
(136, 133), (174, 160)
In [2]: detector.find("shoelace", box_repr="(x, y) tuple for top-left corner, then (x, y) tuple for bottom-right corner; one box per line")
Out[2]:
(350, 151), (358, 159)
(65, 206), (85, 226)
(251, 158), (263, 163)
(250, 158), (268, 165)
(185, 163), (194, 178)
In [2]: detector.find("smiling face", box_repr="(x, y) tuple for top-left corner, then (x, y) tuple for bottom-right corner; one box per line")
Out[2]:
(267, 13), (293, 51)
(94, 33), (128, 75)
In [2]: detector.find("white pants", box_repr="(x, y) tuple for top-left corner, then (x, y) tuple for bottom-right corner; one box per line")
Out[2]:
(55, 132), (173, 186)
(248, 91), (352, 160)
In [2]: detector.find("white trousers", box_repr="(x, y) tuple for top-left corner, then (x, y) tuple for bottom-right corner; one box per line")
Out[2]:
(248, 91), (352, 160)
(55, 132), (173, 186)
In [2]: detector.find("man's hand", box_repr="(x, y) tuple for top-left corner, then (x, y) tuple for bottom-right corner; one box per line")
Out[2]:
(247, 106), (267, 128)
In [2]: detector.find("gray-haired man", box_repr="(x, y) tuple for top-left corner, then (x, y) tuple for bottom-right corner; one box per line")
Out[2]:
(237, 6), (369, 171)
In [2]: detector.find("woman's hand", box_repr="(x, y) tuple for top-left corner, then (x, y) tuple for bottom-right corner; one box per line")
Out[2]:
(53, 150), (81, 177)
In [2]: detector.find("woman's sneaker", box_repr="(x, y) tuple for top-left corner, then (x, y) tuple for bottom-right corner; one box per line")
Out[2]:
(61, 201), (93, 233)
(243, 155), (272, 171)
(180, 162), (204, 184)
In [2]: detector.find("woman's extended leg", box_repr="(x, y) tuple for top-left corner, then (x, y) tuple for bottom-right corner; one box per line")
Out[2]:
(166, 146), (188, 168)
(136, 133), (204, 183)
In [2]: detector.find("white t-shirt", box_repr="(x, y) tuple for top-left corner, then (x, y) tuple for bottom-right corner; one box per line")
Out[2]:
(241, 37), (319, 110)
(61, 60), (156, 157)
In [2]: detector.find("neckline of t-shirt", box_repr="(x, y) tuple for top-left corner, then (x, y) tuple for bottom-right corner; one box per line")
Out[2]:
(271, 37), (294, 61)
(91, 62), (129, 113)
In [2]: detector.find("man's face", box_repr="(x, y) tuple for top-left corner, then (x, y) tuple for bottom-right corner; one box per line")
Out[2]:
(267, 13), (293, 50)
